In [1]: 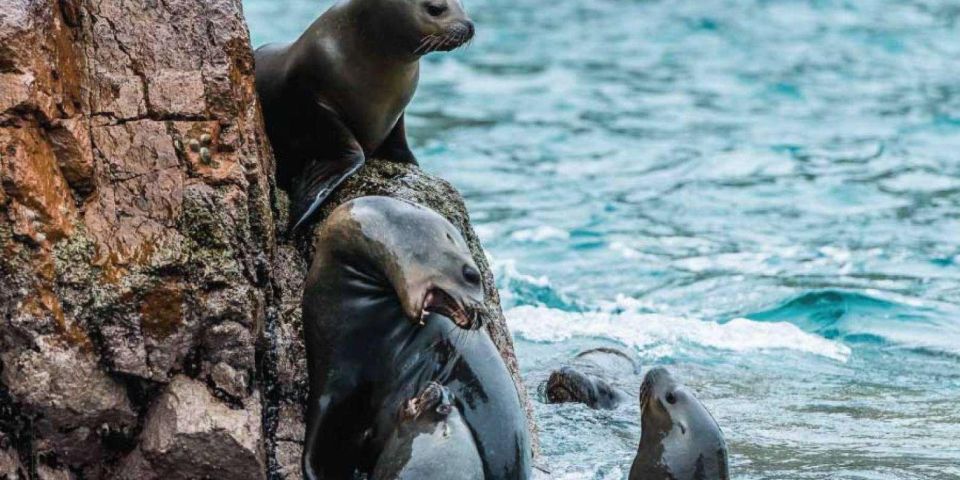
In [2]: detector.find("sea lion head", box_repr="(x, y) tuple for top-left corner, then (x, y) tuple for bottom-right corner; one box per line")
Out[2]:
(356, 0), (475, 56)
(318, 196), (485, 329)
(634, 367), (730, 480)
(401, 381), (455, 422)
(543, 367), (622, 410)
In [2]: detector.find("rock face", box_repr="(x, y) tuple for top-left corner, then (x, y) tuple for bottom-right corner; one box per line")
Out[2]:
(0, 0), (273, 477)
(117, 376), (264, 480)
(0, 1), (535, 478)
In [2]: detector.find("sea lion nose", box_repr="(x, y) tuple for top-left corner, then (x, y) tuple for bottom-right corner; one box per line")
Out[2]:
(423, 1), (448, 17)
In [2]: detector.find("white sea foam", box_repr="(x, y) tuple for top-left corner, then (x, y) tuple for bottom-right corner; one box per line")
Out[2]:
(495, 259), (551, 287)
(510, 226), (570, 243)
(506, 305), (851, 362)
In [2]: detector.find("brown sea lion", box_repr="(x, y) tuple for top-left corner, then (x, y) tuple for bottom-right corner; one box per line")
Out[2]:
(630, 367), (730, 480)
(255, 0), (475, 230)
(542, 347), (638, 410)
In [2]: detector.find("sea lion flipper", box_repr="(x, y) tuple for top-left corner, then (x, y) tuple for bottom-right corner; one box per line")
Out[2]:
(372, 113), (418, 165)
(291, 111), (366, 231)
(291, 154), (364, 230)
(303, 394), (333, 480)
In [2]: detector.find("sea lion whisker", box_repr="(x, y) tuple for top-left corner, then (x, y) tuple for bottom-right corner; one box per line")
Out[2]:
(437, 31), (455, 50)
(420, 36), (437, 54)
(415, 35), (434, 54)
(414, 35), (435, 54)
(428, 35), (445, 53)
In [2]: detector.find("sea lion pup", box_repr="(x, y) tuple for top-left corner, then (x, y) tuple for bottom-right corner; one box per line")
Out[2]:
(302, 196), (531, 479)
(255, 0), (475, 230)
(630, 367), (730, 480)
(542, 347), (638, 409)
(371, 382), (483, 480)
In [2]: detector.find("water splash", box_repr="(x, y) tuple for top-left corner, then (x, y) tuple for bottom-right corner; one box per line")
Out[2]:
(507, 304), (851, 362)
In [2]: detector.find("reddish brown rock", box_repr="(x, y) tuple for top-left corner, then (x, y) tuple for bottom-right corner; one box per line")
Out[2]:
(1, 0), (275, 476)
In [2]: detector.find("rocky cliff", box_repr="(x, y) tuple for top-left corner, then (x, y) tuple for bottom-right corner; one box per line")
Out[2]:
(0, 1), (534, 478)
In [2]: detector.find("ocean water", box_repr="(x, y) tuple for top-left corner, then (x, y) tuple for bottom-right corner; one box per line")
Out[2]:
(243, 0), (960, 478)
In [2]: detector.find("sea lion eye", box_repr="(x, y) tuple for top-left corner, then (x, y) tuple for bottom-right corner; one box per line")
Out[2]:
(424, 1), (448, 17)
(665, 392), (677, 404)
(463, 265), (481, 285)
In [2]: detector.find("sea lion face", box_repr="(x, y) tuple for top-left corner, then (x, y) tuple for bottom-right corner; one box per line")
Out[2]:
(634, 367), (730, 480)
(372, 0), (475, 55)
(323, 197), (485, 329)
(385, 208), (485, 330)
(544, 367), (622, 410)
(401, 381), (454, 422)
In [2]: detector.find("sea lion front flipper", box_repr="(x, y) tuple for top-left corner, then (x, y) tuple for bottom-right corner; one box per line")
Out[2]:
(290, 118), (365, 231)
(372, 113), (418, 165)
(302, 394), (333, 480)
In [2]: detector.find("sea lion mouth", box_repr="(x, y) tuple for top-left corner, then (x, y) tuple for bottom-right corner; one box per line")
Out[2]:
(421, 287), (481, 330)
(414, 21), (475, 55)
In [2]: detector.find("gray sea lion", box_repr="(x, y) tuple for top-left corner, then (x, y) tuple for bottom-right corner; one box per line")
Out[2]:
(542, 347), (638, 409)
(255, 0), (475, 230)
(372, 382), (483, 480)
(629, 367), (729, 480)
(302, 196), (531, 479)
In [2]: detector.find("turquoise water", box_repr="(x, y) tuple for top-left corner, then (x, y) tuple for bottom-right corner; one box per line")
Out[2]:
(244, 1), (960, 478)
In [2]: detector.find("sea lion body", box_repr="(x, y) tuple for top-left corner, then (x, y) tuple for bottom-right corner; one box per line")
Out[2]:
(543, 347), (638, 409)
(629, 367), (729, 480)
(371, 380), (486, 480)
(302, 197), (531, 479)
(255, 0), (474, 229)
(372, 382), (483, 480)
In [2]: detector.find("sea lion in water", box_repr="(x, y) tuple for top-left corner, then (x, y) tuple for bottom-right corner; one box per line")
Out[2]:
(630, 367), (729, 480)
(255, 0), (475, 230)
(372, 382), (483, 480)
(542, 347), (638, 409)
(302, 196), (531, 479)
